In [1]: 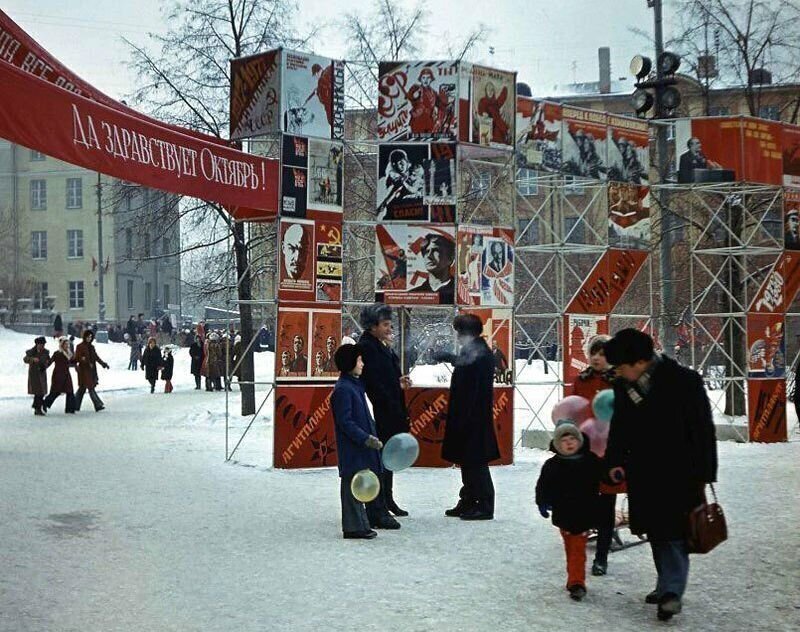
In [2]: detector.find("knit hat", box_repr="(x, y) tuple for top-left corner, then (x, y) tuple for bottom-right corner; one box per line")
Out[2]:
(334, 343), (363, 373)
(552, 420), (583, 454)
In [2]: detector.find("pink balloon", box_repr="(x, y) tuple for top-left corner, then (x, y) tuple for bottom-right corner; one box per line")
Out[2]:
(551, 396), (591, 425)
(580, 417), (607, 457)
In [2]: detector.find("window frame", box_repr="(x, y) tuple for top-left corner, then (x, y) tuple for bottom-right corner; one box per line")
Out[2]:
(67, 229), (84, 259)
(66, 177), (83, 209)
(30, 179), (47, 210)
(31, 230), (47, 260)
(68, 280), (85, 309)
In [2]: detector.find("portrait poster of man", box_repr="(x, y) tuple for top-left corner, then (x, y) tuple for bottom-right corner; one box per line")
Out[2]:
(785, 191), (800, 250)
(307, 139), (343, 212)
(276, 308), (311, 379)
(456, 226), (514, 306)
(375, 224), (456, 305)
(747, 314), (786, 378)
(278, 218), (314, 299)
(607, 115), (649, 185)
(281, 135), (308, 217)
(376, 143), (427, 221)
(782, 124), (800, 187)
(516, 98), (562, 172)
(674, 118), (736, 183)
(310, 311), (341, 379)
(377, 61), (459, 142)
(608, 182), (651, 250)
(561, 106), (608, 180)
(471, 65), (515, 148)
(281, 51), (337, 139)
(229, 49), (281, 141)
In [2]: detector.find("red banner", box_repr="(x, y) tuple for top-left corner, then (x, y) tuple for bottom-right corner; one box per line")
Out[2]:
(565, 249), (648, 314)
(0, 61), (279, 215)
(0, 9), (224, 146)
(274, 385), (337, 468)
(747, 379), (787, 443)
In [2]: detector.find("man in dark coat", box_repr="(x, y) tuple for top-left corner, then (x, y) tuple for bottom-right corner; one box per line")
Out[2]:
(358, 303), (410, 526)
(74, 330), (108, 412)
(604, 328), (717, 622)
(53, 313), (63, 338)
(189, 335), (204, 389)
(331, 343), (385, 540)
(23, 336), (50, 415)
(141, 337), (162, 394)
(439, 313), (499, 520)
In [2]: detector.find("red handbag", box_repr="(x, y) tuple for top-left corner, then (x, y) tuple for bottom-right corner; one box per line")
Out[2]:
(687, 484), (727, 554)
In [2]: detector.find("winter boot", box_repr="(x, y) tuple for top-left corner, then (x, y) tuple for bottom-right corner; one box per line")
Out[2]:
(657, 593), (682, 621)
(445, 499), (472, 517)
(568, 585), (587, 601)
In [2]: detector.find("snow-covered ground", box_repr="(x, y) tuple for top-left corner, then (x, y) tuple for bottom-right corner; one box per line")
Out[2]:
(1, 327), (799, 631)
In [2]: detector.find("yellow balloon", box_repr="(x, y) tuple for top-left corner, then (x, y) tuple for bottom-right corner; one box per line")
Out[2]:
(351, 469), (381, 503)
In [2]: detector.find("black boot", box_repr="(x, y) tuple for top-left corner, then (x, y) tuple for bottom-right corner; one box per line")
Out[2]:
(657, 593), (682, 621)
(445, 499), (473, 517)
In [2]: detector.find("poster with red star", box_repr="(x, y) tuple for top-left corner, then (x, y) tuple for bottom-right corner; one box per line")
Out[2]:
(274, 385), (338, 468)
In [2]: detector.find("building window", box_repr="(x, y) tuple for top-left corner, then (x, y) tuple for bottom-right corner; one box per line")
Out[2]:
(517, 218), (539, 246)
(708, 106), (730, 116)
(67, 229), (84, 258)
(30, 150), (45, 161)
(126, 228), (133, 258)
(758, 104), (780, 121)
(30, 179), (47, 210)
(516, 168), (539, 197)
(144, 233), (150, 257)
(31, 231), (47, 260)
(33, 282), (49, 309)
(564, 216), (585, 243)
(68, 281), (85, 309)
(563, 175), (585, 196)
(127, 280), (135, 309)
(66, 178), (83, 209)
(162, 237), (170, 256)
(163, 284), (170, 308)
(144, 282), (152, 309)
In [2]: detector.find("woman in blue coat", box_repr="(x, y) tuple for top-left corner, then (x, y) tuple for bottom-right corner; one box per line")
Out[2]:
(332, 344), (385, 540)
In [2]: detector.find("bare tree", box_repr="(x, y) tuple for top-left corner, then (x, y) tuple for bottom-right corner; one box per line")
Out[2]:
(126, 0), (306, 415)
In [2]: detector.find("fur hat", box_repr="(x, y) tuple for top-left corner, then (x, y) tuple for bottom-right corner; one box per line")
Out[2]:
(552, 420), (583, 454)
(604, 328), (654, 365)
(585, 334), (611, 359)
(334, 343), (363, 373)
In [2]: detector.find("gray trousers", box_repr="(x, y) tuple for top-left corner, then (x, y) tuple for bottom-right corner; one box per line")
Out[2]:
(75, 387), (104, 411)
(340, 473), (371, 534)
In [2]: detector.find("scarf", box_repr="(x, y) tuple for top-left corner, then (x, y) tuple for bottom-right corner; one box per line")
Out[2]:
(625, 353), (661, 406)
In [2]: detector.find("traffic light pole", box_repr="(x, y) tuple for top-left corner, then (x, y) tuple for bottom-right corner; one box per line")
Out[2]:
(652, 0), (676, 351)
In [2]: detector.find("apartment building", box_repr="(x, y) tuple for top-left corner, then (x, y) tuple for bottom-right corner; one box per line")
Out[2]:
(0, 140), (181, 327)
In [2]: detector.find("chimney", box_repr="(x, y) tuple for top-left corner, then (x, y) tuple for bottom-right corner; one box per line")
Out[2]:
(599, 47), (611, 94)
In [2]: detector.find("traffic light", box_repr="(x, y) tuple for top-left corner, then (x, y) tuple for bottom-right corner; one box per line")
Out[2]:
(630, 51), (681, 118)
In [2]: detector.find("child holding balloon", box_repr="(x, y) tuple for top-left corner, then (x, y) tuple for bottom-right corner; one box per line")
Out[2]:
(331, 343), (385, 540)
(535, 420), (601, 601)
(571, 334), (624, 577)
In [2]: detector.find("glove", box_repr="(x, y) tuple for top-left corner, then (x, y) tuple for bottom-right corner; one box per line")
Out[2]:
(102, 362), (109, 369)
(364, 435), (383, 450)
(538, 504), (552, 519)
(609, 467), (626, 483)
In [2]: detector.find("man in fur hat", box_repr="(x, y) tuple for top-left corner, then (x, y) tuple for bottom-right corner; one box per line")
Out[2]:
(23, 336), (50, 416)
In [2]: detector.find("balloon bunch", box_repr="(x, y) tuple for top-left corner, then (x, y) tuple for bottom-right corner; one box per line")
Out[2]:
(551, 389), (615, 457)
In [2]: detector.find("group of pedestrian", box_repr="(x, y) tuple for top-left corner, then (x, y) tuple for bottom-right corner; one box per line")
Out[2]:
(332, 311), (718, 624)
(332, 305), (500, 541)
(24, 330), (108, 415)
(188, 324), (241, 392)
(141, 337), (175, 394)
(535, 328), (717, 622)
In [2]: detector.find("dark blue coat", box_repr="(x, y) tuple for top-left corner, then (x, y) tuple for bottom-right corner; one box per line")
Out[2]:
(332, 374), (383, 478)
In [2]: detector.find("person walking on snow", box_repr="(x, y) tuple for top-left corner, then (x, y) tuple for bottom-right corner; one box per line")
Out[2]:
(161, 346), (174, 393)
(23, 336), (50, 416)
(189, 335), (204, 390)
(535, 420), (601, 602)
(141, 337), (163, 394)
(43, 336), (77, 414)
(604, 328), (717, 622)
(74, 330), (108, 412)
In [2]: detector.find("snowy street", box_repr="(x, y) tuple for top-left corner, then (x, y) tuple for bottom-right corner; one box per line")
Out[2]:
(1, 333), (799, 631)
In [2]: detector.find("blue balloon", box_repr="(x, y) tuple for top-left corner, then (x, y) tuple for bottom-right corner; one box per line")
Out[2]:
(382, 432), (420, 471)
(592, 389), (615, 423)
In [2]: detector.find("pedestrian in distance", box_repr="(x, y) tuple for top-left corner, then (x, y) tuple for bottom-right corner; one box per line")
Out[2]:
(53, 313), (63, 338)
(74, 330), (108, 412)
(438, 313), (499, 520)
(358, 303), (410, 527)
(161, 346), (174, 393)
(23, 336), (50, 416)
(535, 420), (601, 602)
(570, 334), (622, 577)
(141, 336), (163, 394)
(331, 343), (385, 540)
(43, 336), (77, 414)
(604, 328), (717, 622)
(189, 334), (204, 390)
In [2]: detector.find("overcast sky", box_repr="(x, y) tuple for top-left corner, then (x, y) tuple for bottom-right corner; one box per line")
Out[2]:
(3, 0), (670, 100)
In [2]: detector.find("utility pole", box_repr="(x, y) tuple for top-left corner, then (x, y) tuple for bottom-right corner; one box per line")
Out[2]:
(96, 173), (106, 331)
